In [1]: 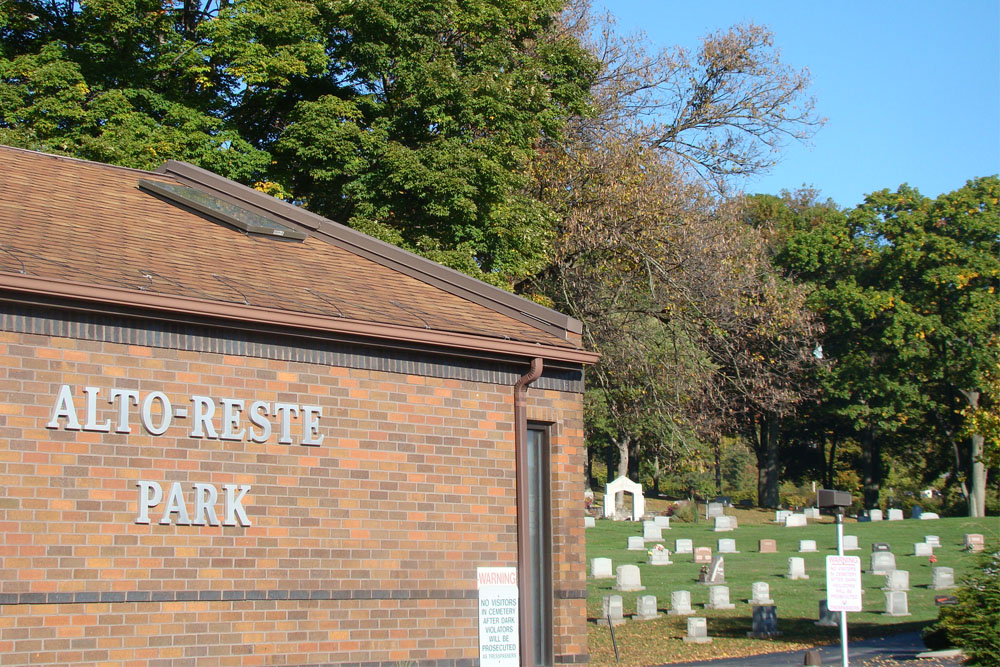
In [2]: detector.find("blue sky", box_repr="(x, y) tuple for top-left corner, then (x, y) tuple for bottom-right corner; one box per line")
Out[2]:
(602, 1), (1000, 209)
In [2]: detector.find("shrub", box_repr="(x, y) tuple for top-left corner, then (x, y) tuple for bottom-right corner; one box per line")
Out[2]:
(925, 546), (1000, 665)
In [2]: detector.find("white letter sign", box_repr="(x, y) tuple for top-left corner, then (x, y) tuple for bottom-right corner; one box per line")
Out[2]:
(826, 555), (862, 612)
(477, 567), (519, 667)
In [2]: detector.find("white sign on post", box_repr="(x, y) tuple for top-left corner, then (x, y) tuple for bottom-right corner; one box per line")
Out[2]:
(826, 555), (863, 612)
(477, 567), (519, 667)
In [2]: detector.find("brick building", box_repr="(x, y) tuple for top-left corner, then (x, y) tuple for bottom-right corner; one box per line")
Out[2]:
(0, 146), (597, 666)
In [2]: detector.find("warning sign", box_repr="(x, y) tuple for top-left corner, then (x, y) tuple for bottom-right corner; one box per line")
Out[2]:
(477, 567), (519, 667)
(826, 555), (862, 612)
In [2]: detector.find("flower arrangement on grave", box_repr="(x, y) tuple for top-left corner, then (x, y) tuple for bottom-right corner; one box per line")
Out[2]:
(648, 544), (666, 556)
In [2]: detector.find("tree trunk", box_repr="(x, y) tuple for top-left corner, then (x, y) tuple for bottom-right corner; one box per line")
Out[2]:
(824, 439), (838, 490)
(861, 426), (881, 509)
(960, 390), (986, 518)
(585, 444), (594, 490)
(613, 435), (630, 512)
(755, 416), (780, 508)
(714, 441), (722, 495)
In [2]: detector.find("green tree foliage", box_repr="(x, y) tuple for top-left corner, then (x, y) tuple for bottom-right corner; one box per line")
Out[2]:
(0, 0), (598, 287)
(928, 546), (1000, 665)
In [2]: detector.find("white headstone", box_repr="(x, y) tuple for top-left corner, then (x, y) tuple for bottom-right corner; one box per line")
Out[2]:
(932, 567), (955, 590)
(804, 507), (820, 519)
(591, 557), (613, 578)
(870, 509), (884, 521)
(597, 595), (625, 626)
(615, 564), (644, 592)
(653, 515), (671, 529)
(913, 542), (933, 557)
(785, 513), (808, 527)
(883, 570), (910, 591)
(706, 585), (735, 610)
(870, 551), (896, 575)
(713, 515), (734, 532)
(648, 546), (672, 566)
(887, 508), (904, 521)
(799, 540), (817, 553)
(603, 475), (645, 521)
(675, 538), (693, 554)
(750, 582), (774, 605)
(627, 536), (645, 550)
(683, 617), (712, 644)
(843, 535), (860, 551)
(584, 516), (595, 528)
(718, 538), (739, 554)
(643, 521), (663, 541)
(775, 510), (792, 524)
(883, 590), (910, 616)
(668, 590), (694, 615)
(924, 535), (941, 547)
(920, 512), (940, 520)
(787, 557), (809, 580)
(635, 595), (659, 621)
(964, 534), (985, 552)
(707, 502), (725, 518)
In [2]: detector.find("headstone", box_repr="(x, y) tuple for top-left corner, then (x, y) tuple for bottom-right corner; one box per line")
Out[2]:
(842, 535), (860, 551)
(913, 542), (933, 557)
(584, 516), (596, 528)
(683, 617), (712, 644)
(883, 590), (910, 617)
(758, 539), (777, 553)
(887, 508), (904, 521)
(870, 551), (896, 575)
(713, 515), (734, 532)
(702, 555), (725, 585)
(668, 590), (694, 616)
(603, 475), (645, 521)
(591, 557), (613, 578)
(718, 538), (739, 554)
(627, 536), (645, 551)
(911, 506), (923, 520)
(932, 567), (955, 591)
(653, 515), (671, 529)
(787, 557), (809, 580)
(675, 538), (693, 554)
(804, 507), (821, 520)
(728, 516), (739, 530)
(924, 535), (941, 548)
(774, 509), (792, 524)
(799, 540), (818, 553)
(871, 542), (891, 553)
(597, 595), (625, 626)
(750, 582), (774, 605)
(816, 599), (840, 627)
(694, 547), (712, 564)
(883, 570), (910, 592)
(643, 521), (663, 541)
(706, 502), (725, 518)
(747, 604), (781, 638)
(870, 509), (884, 521)
(634, 595), (659, 621)
(920, 512), (940, 520)
(785, 513), (807, 527)
(615, 564), (644, 592)
(964, 534), (985, 553)
(706, 585), (735, 610)
(648, 546), (672, 566)
(857, 509), (870, 522)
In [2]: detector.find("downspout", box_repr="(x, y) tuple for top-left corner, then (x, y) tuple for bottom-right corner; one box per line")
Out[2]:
(514, 357), (543, 667)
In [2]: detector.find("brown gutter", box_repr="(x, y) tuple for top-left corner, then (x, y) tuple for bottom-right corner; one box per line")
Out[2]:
(514, 357), (544, 667)
(0, 273), (599, 366)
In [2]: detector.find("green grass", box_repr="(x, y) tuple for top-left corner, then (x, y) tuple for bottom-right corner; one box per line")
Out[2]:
(585, 507), (998, 666)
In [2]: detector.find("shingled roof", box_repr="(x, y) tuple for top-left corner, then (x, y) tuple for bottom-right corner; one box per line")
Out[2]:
(0, 146), (597, 365)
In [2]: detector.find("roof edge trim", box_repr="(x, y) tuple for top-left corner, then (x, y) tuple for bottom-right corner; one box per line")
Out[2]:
(0, 272), (599, 366)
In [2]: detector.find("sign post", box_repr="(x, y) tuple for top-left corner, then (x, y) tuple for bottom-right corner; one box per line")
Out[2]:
(477, 567), (519, 667)
(826, 526), (862, 666)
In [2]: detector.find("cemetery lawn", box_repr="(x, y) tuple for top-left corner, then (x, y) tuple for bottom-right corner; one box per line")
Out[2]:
(585, 507), (998, 666)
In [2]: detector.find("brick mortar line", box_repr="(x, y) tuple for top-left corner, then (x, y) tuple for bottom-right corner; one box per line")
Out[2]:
(0, 588), (479, 606)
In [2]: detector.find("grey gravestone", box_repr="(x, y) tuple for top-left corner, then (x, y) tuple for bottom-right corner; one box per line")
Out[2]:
(911, 506), (923, 519)
(774, 510), (792, 524)
(804, 507), (821, 520)
(635, 595), (659, 621)
(925, 535), (941, 548)
(913, 542), (933, 557)
(718, 538), (739, 554)
(870, 551), (896, 575)
(648, 547), (672, 566)
(787, 557), (809, 580)
(816, 599), (840, 627)
(884, 590), (910, 617)
(872, 542), (891, 552)
(675, 538), (693, 554)
(597, 595), (625, 626)
(843, 535), (860, 551)
(883, 570), (909, 591)
(964, 534), (985, 553)
(653, 515), (671, 529)
(748, 605), (781, 638)
(707, 502), (725, 518)
(584, 516), (595, 528)
(615, 564), (644, 592)
(668, 590), (694, 616)
(684, 617), (712, 644)
(642, 521), (662, 541)
(785, 513), (808, 527)
(591, 557), (613, 578)
(713, 515), (734, 532)
(887, 508), (904, 521)
(750, 582), (774, 605)
(694, 547), (712, 564)
(759, 539), (777, 553)
(799, 540), (817, 553)
(870, 509), (884, 521)
(704, 555), (725, 584)
(627, 536), (645, 551)
(932, 567), (955, 590)
(706, 585), (735, 610)
(920, 512), (940, 520)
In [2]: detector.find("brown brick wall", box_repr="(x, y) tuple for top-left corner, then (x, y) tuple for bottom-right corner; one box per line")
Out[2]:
(0, 326), (587, 666)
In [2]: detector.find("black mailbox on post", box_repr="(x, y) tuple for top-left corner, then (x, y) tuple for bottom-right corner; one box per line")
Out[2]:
(816, 489), (852, 509)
